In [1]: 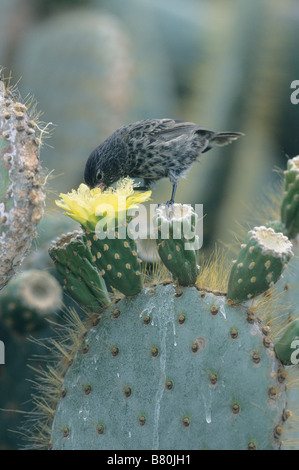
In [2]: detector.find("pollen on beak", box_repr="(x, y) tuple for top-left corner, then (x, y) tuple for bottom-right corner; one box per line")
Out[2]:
(95, 182), (106, 191)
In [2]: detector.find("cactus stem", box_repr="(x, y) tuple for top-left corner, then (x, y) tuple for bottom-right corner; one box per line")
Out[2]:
(0, 75), (46, 290)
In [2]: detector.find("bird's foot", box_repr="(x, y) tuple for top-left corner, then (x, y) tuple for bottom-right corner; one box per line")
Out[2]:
(157, 200), (175, 218)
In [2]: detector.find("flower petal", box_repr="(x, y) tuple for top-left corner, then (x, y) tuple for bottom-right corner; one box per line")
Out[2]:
(55, 178), (152, 230)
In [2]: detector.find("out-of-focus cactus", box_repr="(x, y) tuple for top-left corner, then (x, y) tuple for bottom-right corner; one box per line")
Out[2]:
(0, 269), (62, 335)
(94, 0), (200, 108)
(0, 0), (34, 71)
(13, 9), (154, 198)
(30, 0), (90, 16)
(13, 6), (179, 203)
(20, 214), (78, 274)
(0, 72), (45, 290)
(182, 0), (294, 248)
(0, 268), (63, 449)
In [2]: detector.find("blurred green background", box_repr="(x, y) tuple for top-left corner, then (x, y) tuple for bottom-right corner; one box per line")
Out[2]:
(2, 0), (299, 247)
(1, 0), (299, 449)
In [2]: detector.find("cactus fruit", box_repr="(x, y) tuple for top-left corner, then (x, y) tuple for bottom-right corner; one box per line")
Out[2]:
(281, 156), (299, 240)
(0, 270), (62, 335)
(0, 72), (45, 290)
(154, 204), (200, 286)
(227, 226), (293, 304)
(48, 284), (287, 450)
(49, 230), (110, 311)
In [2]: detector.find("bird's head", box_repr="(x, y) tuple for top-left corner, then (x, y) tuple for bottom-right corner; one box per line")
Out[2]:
(84, 148), (117, 191)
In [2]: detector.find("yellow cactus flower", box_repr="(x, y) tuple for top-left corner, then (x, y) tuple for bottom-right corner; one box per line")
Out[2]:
(55, 178), (151, 230)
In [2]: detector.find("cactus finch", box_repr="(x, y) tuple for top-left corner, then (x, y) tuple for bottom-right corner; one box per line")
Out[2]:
(84, 118), (244, 204)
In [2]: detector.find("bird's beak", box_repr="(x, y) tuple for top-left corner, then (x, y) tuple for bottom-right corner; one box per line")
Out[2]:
(95, 182), (106, 192)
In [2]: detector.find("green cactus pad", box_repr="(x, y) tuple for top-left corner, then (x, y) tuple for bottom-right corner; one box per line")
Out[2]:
(0, 270), (62, 335)
(281, 156), (299, 239)
(154, 204), (200, 286)
(49, 231), (110, 311)
(270, 242), (299, 448)
(227, 226), (293, 303)
(84, 229), (143, 297)
(274, 320), (299, 366)
(50, 284), (287, 450)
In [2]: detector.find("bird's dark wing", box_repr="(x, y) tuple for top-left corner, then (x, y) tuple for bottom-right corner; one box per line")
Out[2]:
(121, 119), (212, 179)
(144, 119), (212, 142)
(121, 119), (243, 179)
(123, 118), (210, 144)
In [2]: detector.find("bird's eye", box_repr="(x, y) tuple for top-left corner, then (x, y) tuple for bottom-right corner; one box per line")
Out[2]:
(96, 170), (103, 181)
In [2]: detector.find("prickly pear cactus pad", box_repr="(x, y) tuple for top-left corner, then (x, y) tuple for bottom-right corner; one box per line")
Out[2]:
(154, 204), (200, 286)
(227, 226), (293, 303)
(0, 73), (46, 290)
(50, 284), (288, 450)
(49, 230), (110, 311)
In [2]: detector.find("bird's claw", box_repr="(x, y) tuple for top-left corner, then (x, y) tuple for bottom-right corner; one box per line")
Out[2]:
(157, 200), (175, 218)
